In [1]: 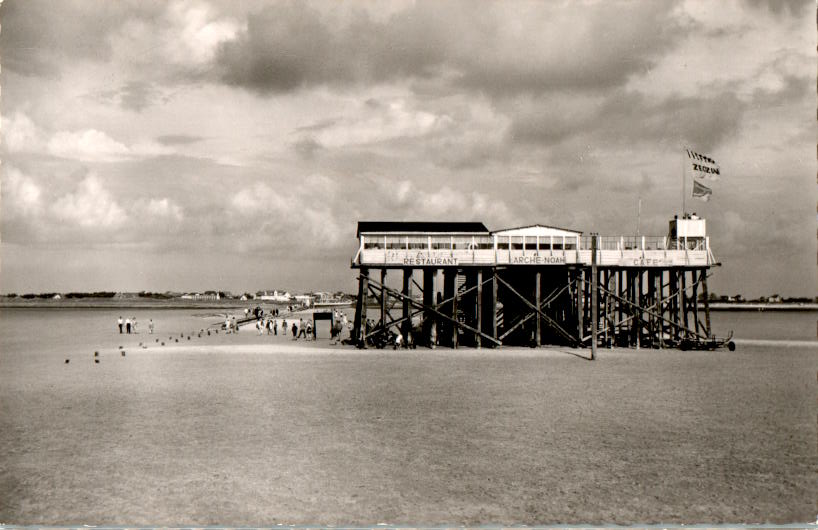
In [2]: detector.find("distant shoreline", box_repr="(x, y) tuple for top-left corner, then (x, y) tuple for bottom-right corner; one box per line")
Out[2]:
(2, 298), (816, 312)
(709, 302), (818, 311)
(0, 298), (284, 310)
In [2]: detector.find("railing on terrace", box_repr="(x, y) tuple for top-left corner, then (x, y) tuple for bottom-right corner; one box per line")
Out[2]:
(360, 234), (708, 252)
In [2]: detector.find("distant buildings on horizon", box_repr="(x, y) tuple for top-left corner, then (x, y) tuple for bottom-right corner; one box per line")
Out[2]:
(0, 289), (355, 307)
(2, 290), (811, 305)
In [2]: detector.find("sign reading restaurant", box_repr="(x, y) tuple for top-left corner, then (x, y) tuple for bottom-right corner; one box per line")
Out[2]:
(401, 252), (458, 266)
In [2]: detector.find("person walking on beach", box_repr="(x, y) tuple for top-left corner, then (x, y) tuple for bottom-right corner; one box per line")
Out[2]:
(132, 317), (137, 333)
(224, 315), (231, 333)
(125, 317), (132, 334)
(305, 320), (313, 341)
(273, 319), (278, 336)
(297, 318), (307, 339)
(282, 319), (287, 336)
(291, 322), (298, 339)
(148, 319), (154, 334)
(231, 316), (238, 334)
(118, 316), (124, 334)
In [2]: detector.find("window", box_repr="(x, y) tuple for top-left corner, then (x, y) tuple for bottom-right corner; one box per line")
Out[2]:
(511, 236), (524, 250)
(386, 237), (405, 250)
(452, 237), (473, 250)
(475, 236), (493, 249)
(431, 237), (450, 250)
(408, 236), (427, 250)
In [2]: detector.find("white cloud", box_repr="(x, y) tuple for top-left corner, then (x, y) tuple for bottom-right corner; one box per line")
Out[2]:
(375, 179), (516, 228)
(230, 182), (289, 213)
(2, 112), (45, 152)
(3, 165), (43, 215)
(46, 128), (175, 162)
(51, 174), (127, 228)
(48, 129), (130, 162)
(312, 99), (451, 148)
(167, 0), (241, 65)
(138, 197), (184, 222)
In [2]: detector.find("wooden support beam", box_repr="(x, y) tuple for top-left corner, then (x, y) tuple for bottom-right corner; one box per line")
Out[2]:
(490, 269), (498, 340)
(591, 235), (598, 359)
(443, 270), (455, 348)
(585, 277), (712, 341)
(476, 269), (483, 349)
(635, 269), (642, 349)
(402, 268), (412, 339)
(361, 275), (502, 346)
(701, 268), (712, 338)
(679, 270), (688, 339)
(358, 269), (369, 348)
(423, 268), (436, 346)
(380, 269), (387, 330)
(495, 274), (578, 345)
(451, 271), (459, 349)
(535, 270), (541, 346)
(655, 271), (663, 349)
(577, 269), (585, 344)
(498, 282), (572, 341)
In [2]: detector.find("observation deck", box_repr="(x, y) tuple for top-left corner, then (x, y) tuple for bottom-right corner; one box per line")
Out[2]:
(353, 219), (714, 269)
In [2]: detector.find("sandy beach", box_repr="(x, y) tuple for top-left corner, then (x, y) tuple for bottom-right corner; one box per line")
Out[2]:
(1, 308), (815, 526)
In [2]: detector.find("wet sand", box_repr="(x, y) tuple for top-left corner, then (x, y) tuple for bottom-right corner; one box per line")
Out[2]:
(0, 320), (815, 525)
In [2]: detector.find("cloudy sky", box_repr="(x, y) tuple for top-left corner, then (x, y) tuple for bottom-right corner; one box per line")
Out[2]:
(1, 0), (814, 297)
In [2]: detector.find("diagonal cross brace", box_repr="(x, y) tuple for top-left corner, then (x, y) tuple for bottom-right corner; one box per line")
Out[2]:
(360, 276), (502, 346)
(495, 275), (579, 345)
(500, 281), (573, 340)
(582, 277), (710, 341)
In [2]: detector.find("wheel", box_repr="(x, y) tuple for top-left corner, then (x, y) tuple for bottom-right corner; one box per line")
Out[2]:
(727, 341), (736, 352)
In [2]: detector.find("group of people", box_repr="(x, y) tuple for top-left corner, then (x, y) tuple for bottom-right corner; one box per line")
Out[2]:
(362, 318), (417, 349)
(117, 316), (154, 334)
(221, 308), (352, 343)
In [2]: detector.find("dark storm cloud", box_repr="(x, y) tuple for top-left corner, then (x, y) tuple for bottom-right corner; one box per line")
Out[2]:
(292, 136), (324, 160)
(156, 135), (207, 146)
(452, 2), (683, 97)
(508, 90), (746, 151)
(215, 1), (683, 97)
(743, 0), (810, 16)
(294, 118), (340, 133)
(0, 1), (159, 77)
(89, 81), (168, 112)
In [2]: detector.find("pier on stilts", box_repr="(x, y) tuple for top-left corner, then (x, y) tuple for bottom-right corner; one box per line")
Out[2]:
(351, 218), (725, 352)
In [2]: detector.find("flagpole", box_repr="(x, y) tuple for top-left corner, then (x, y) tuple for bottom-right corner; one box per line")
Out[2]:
(681, 145), (686, 217)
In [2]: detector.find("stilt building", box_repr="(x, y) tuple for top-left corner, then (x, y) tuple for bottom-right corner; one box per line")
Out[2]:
(351, 217), (718, 350)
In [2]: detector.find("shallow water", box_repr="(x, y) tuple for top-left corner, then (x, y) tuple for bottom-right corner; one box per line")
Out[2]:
(710, 310), (817, 341)
(0, 307), (815, 524)
(0, 307), (812, 362)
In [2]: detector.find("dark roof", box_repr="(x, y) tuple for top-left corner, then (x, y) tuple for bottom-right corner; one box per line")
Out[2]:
(357, 221), (489, 236)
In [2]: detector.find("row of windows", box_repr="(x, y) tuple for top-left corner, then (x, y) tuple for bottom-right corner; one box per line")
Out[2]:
(364, 238), (577, 250)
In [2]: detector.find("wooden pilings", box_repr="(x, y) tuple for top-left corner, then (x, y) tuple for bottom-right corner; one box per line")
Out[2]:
(352, 262), (714, 350)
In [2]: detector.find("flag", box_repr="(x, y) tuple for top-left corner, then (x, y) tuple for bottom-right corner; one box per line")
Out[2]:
(685, 148), (720, 181)
(692, 179), (712, 202)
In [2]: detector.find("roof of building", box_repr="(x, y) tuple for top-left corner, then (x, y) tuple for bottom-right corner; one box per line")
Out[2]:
(491, 224), (582, 236)
(357, 221), (489, 236)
